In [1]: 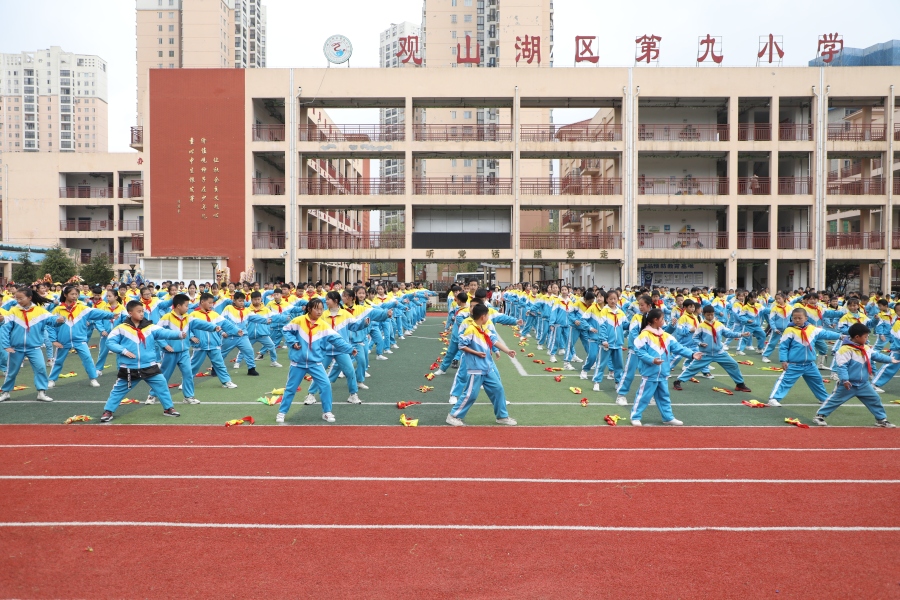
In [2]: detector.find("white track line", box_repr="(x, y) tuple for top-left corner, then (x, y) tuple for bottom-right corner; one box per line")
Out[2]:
(0, 521), (897, 532)
(1, 444), (898, 452)
(1, 475), (897, 483)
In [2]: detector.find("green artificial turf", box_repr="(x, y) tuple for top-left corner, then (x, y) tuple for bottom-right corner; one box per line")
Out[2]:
(0, 317), (897, 427)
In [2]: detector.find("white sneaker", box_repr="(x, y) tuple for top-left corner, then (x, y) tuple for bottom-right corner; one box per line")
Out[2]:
(338, 372), (345, 378)
(449, 395), (458, 405)
(433, 369), (445, 376)
(36, 391), (53, 402)
(580, 371), (589, 380)
(702, 373), (714, 379)
(616, 395), (628, 406)
(347, 393), (362, 404)
(405, 331), (414, 336)
(536, 345), (543, 350)
(663, 418), (684, 426)
(95, 370), (103, 377)
(47, 380), (56, 389)
(233, 362), (241, 370)
(399, 336), (406, 340)
(549, 356), (558, 363)
(145, 395), (157, 404)
(0, 392), (9, 402)
(178, 384), (182, 390)
(496, 417), (517, 425)
(304, 394), (317, 405)
(89, 379), (100, 387)
(276, 412), (285, 424)
(446, 414), (465, 426)
(762, 357), (771, 363)
(572, 355), (583, 363)
(631, 419), (642, 427)
(563, 362), (575, 371)
(385, 350), (393, 354)
(736, 351), (746, 356)
(649, 398), (656, 406)
(767, 399), (782, 407)
(592, 383), (600, 392)
(708, 365), (715, 371)
(223, 381), (238, 389)
(607, 373), (614, 381)
(322, 412), (336, 423)
(357, 383), (369, 390)
(365, 372), (371, 377)
(270, 361), (283, 368)
(873, 386), (885, 393)
(183, 397), (200, 404)
(376, 355), (388, 361)
(391, 344), (399, 349)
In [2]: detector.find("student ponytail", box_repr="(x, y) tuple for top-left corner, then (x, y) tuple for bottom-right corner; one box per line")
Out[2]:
(304, 297), (323, 314)
(642, 308), (663, 331)
(18, 286), (52, 307)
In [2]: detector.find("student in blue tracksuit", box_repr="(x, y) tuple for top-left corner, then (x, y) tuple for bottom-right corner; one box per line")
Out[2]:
(245, 291), (281, 366)
(154, 294), (221, 404)
(872, 299), (894, 353)
(99, 300), (189, 422)
(630, 308), (702, 426)
(592, 290), (628, 386)
(735, 292), (769, 354)
(761, 294), (792, 362)
(446, 302), (518, 426)
(434, 291), (472, 375)
(0, 288), (57, 402)
(672, 305), (752, 393)
(815, 323), (897, 427)
(277, 297), (357, 424)
(94, 290), (128, 374)
(305, 291), (365, 405)
(613, 294), (653, 406)
(571, 291), (600, 379)
(549, 286), (576, 369)
(47, 285), (117, 389)
(189, 292), (240, 389)
(767, 307), (842, 406)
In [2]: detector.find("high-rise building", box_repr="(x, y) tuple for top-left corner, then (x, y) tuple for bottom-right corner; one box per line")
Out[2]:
(378, 21), (420, 233)
(0, 47), (108, 153)
(808, 39), (900, 67)
(135, 0), (267, 125)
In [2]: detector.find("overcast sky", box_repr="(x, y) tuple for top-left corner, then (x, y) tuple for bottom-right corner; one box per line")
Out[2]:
(1, 0), (898, 153)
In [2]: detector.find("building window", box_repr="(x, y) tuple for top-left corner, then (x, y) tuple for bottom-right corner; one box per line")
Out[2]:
(464, 111), (472, 119)
(158, 11), (162, 18)
(464, 159), (473, 167)
(451, 14), (457, 23)
(451, 159), (457, 167)
(169, 50), (175, 57)
(464, 14), (472, 22)
(158, 25), (163, 32)
(169, 24), (174, 31)
(450, 110), (457, 118)
(158, 51), (163, 57)
(169, 38), (174, 44)
(451, 31), (457, 38)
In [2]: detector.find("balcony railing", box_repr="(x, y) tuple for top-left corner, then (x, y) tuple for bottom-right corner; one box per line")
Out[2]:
(777, 177), (813, 195)
(118, 220), (143, 231)
(637, 124), (728, 142)
(895, 178), (900, 195)
(777, 232), (812, 250)
(520, 233), (622, 250)
(413, 177), (513, 195)
(130, 126), (143, 146)
(299, 124), (404, 142)
(638, 232), (727, 249)
(895, 125), (900, 141)
(520, 123), (622, 142)
(60, 219), (115, 232)
(298, 177), (404, 195)
(738, 177), (770, 195)
(130, 234), (144, 251)
(826, 232), (884, 250)
(893, 231), (900, 250)
(560, 211), (584, 228)
(413, 124), (512, 142)
(252, 124), (285, 142)
(59, 186), (114, 198)
(118, 181), (143, 198)
(252, 178), (285, 195)
(737, 232), (771, 250)
(637, 177), (728, 195)
(738, 123), (772, 141)
(299, 232), (406, 250)
(252, 231), (286, 249)
(779, 123), (814, 141)
(520, 177), (622, 195)
(827, 124), (887, 142)
(116, 252), (142, 264)
(826, 177), (885, 195)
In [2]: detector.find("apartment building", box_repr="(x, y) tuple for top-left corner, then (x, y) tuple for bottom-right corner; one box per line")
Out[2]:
(0, 47), (108, 153)
(136, 0), (267, 126)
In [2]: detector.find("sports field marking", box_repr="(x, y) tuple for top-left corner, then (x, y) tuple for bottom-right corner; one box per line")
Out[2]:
(2, 475), (898, 483)
(2, 444), (898, 452)
(0, 521), (897, 532)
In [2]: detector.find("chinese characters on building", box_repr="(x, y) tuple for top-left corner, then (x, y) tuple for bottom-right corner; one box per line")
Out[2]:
(184, 137), (221, 221)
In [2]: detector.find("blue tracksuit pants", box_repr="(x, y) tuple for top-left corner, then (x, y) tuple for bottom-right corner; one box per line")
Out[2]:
(160, 349), (194, 399)
(49, 342), (99, 381)
(872, 352), (900, 387)
(770, 362), (831, 402)
(450, 367), (509, 420)
(593, 347), (624, 383)
(279, 362), (333, 415)
(309, 353), (358, 395)
(579, 336), (599, 372)
(818, 382), (887, 421)
(761, 330), (780, 358)
(2, 348), (49, 392)
(190, 347), (232, 384)
(439, 337), (461, 371)
(631, 378), (676, 422)
(738, 325), (766, 351)
(615, 350), (641, 395)
(95, 335), (113, 371)
(222, 335), (257, 369)
(104, 373), (174, 412)
(679, 352), (744, 384)
(247, 335), (277, 362)
(353, 341), (368, 383)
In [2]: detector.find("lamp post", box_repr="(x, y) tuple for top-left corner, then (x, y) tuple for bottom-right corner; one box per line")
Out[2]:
(128, 263), (136, 278)
(211, 261), (218, 286)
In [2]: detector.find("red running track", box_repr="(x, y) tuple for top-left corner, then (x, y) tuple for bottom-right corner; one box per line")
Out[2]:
(0, 425), (898, 598)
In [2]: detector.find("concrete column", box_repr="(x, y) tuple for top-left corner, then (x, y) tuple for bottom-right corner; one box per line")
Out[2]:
(887, 85), (896, 292)
(728, 95), (739, 196)
(512, 86), (521, 283)
(768, 208), (779, 291)
(860, 263), (870, 295)
(403, 96), (413, 284)
(770, 95), (780, 144)
(727, 204), (738, 288)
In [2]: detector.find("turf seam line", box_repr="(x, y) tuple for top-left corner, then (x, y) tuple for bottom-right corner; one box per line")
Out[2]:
(1, 522), (898, 532)
(3, 475), (898, 483)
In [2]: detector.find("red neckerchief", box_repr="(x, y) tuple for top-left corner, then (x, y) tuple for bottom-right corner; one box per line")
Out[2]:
(475, 325), (494, 353)
(609, 307), (619, 327)
(305, 317), (319, 346)
(198, 309), (212, 322)
(807, 304), (822, 320)
(21, 307), (34, 331)
(92, 298), (103, 307)
(272, 301), (283, 313)
(797, 325), (811, 347)
(748, 304), (759, 316)
(687, 314), (698, 329)
(62, 302), (78, 322)
(329, 314), (339, 329)
(128, 321), (147, 346)
(561, 300), (569, 310)
(702, 321), (717, 345)
(651, 332), (668, 354)
(847, 343), (872, 374)
(236, 307), (244, 322)
(170, 314), (187, 331)
(774, 304), (788, 317)
(142, 298), (153, 312)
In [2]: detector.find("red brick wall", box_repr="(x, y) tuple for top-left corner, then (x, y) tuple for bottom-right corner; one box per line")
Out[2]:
(150, 69), (246, 274)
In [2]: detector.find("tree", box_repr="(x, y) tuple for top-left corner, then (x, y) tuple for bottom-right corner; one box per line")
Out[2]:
(79, 253), (115, 287)
(39, 245), (78, 283)
(825, 263), (857, 295)
(11, 252), (39, 285)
